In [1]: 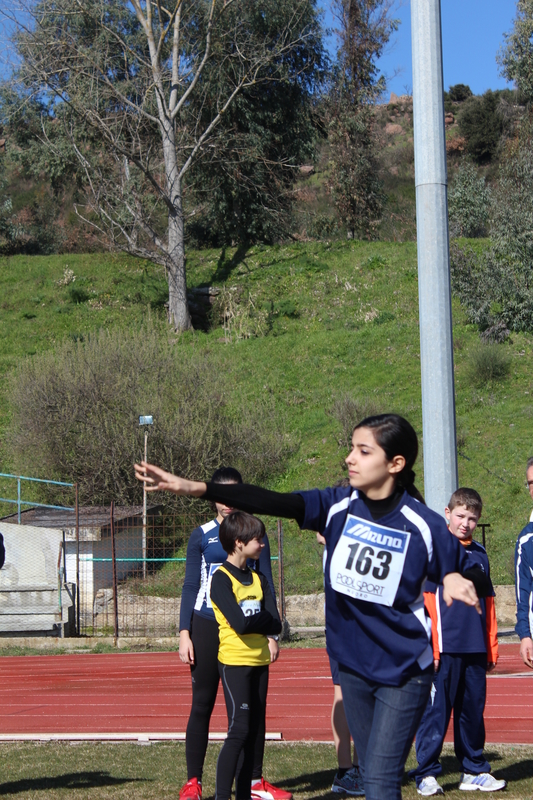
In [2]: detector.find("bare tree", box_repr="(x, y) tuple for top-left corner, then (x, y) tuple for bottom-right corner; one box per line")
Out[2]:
(4, 0), (321, 330)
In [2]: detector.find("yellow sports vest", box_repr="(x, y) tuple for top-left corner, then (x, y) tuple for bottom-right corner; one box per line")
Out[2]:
(212, 566), (270, 666)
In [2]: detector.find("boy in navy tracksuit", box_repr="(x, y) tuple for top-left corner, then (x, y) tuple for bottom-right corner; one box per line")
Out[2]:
(411, 488), (506, 796)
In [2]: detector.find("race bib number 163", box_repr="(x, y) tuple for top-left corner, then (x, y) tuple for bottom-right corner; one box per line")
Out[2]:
(329, 515), (411, 607)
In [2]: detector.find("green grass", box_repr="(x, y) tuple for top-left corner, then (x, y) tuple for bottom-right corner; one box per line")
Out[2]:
(0, 638), (323, 656)
(0, 642), (183, 656)
(1, 240), (533, 589)
(0, 742), (528, 799)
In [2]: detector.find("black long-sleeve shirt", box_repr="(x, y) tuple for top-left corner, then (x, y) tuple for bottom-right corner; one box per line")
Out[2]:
(210, 561), (281, 636)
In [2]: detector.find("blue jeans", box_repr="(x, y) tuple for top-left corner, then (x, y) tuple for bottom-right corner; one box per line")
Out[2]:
(339, 664), (433, 800)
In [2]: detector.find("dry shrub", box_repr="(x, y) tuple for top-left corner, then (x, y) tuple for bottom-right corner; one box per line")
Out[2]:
(330, 394), (384, 449)
(211, 287), (270, 342)
(385, 123), (403, 136)
(466, 343), (511, 385)
(7, 325), (294, 509)
(446, 136), (467, 155)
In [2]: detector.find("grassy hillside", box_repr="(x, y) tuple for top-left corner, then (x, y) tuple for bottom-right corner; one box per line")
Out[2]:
(0, 241), (531, 589)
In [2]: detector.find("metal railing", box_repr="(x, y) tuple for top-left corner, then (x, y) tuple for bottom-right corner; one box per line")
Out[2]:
(0, 473), (75, 522)
(0, 481), (286, 640)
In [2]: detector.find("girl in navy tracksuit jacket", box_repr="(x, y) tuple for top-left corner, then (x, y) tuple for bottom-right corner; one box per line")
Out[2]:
(136, 414), (487, 800)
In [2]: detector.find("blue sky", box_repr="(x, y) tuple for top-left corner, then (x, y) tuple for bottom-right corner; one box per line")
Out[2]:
(0, 1), (519, 97)
(325, 0), (518, 99)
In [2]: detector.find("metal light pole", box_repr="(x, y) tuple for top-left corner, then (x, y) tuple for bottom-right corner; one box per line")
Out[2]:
(139, 415), (153, 579)
(411, 0), (458, 514)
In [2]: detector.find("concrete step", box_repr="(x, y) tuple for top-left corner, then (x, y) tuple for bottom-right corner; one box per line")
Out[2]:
(0, 607), (63, 616)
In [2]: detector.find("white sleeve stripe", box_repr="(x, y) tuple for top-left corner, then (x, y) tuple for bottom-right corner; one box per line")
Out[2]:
(194, 554), (208, 611)
(400, 504), (433, 561)
(324, 490), (358, 528)
(326, 497), (350, 527)
(516, 531), (533, 599)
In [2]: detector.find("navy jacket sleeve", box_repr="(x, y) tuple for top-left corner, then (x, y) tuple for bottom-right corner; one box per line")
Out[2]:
(210, 569), (281, 636)
(515, 523), (533, 639)
(425, 538), (493, 604)
(425, 512), (467, 584)
(179, 527), (202, 632)
(0, 533), (5, 570)
(463, 565), (492, 598)
(298, 487), (350, 535)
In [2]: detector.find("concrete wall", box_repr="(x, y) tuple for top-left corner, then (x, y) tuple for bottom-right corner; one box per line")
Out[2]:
(493, 585), (516, 628)
(284, 587), (518, 629)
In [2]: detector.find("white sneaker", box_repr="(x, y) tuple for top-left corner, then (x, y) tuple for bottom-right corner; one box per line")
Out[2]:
(417, 776), (444, 796)
(459, 773), (506, 792)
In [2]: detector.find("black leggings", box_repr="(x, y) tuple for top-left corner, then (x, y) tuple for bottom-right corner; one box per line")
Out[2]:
(216, 663), (269, 800)
(186, 613), (265, 782)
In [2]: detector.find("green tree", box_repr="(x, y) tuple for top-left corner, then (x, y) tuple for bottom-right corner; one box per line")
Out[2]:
(448, 160), (491, 238)
(327, 0), (397, 239)
(498, 0), (533, 103)
(5, 0), (322, 330)
(0, 149), (15, 253)
(450, 124), (533, 334)
(448, 84), (473, 102)
(458, 90), (506, 163)
(491, 126), (533, 282)
(327, 104), (384, 239)
(187, 18), (325, 246)
(0, 123), (62, 256)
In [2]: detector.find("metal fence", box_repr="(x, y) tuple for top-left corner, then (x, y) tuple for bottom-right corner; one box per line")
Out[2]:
(85, 505), (208, 637)
(0, 488), (285, 639)
(84, 506), (284, 639)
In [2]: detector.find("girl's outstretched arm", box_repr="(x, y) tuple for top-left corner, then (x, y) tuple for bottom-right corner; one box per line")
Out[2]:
(134, 462), (306, 525)
(134, 461), (207, 497)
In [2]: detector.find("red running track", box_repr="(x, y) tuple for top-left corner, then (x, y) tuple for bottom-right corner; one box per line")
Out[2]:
(0, 644), (530, 744)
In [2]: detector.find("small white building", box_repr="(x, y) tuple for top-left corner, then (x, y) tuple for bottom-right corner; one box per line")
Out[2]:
(0, 505), (161, 632)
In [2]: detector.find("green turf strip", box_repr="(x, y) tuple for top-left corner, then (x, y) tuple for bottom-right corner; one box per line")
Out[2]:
(0, 742), (526, 799)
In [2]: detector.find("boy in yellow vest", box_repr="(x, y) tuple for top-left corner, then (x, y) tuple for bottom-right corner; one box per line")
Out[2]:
(210, 511), (282, 800)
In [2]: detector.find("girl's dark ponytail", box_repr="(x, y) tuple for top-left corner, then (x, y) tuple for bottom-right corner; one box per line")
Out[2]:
(397, 467), (425, 504)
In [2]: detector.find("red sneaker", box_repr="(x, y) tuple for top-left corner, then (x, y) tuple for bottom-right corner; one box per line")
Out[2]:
(251, 778), (292, 800)
(180, 778), (202, 800)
